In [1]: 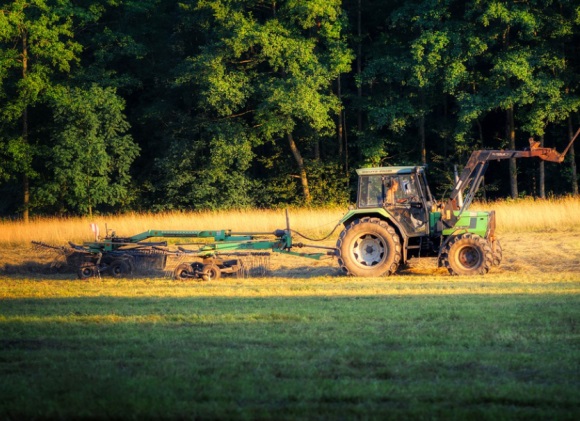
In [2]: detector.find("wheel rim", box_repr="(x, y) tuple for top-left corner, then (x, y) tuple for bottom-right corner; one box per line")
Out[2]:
(79, 264), (96, 279)
(205, 268), (218, 280)
(201, 265), (219, 281)
(81, 267), (93, 277)
(352, 234), (386, 267)
(457, 246), (482, 269)
(110, 261), (127, 277)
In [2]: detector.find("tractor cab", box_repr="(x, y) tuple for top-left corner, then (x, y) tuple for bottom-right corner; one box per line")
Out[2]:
(356, 166), (434, 236)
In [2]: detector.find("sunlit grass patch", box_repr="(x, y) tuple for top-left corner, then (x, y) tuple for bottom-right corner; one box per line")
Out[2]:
(1, 272), (579, 300)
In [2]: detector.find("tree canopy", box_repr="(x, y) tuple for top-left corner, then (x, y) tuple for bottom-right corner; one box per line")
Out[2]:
(0, 0), (579, 217)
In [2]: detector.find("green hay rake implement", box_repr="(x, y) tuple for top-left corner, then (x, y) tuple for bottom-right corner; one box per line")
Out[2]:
(34, 213), (335, 280)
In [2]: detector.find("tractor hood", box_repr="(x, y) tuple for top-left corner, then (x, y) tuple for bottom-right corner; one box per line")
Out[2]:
(437, 210), (496, 239)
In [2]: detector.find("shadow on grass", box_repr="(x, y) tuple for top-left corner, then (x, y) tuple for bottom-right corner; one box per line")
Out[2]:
(0, 260), (72, 277)
(0, 261), (171, 280)
(0, 261), (344, 280)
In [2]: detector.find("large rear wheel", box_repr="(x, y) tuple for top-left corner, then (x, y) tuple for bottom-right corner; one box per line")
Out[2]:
(336, 217), (401, 277)
(440, 233), (493, 276)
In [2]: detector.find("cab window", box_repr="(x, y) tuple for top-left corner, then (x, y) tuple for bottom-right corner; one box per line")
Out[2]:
(358, 175), (383, 208)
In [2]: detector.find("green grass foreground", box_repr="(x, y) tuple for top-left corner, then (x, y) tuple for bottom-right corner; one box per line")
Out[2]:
(1, 275), (579, 420)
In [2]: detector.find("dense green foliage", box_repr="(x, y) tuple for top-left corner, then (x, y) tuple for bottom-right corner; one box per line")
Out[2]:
(1, 0), (579, 216)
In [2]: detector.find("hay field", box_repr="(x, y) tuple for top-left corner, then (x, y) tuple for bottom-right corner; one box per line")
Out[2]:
(0, 197), (579, 275)
(473, 196), (580, 233)
(0, 208), (346, 247)
(0, 196), (579, 247)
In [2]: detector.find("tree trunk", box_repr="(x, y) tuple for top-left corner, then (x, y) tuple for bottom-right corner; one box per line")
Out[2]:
(287, 132), (311, 203)
(313, 136), (320, 160)
(569, 116), (579, 196)
(337, 75), (343, 157)
(22, 31), (30, 223)
(506, 107), (518, 199)
(419, 114), (426, 165)
(476, 119), (483, 145)
(443, 96), (448, 158)
(538, 134), (545, 199)
(356, 0), (362, 133)
(419, 91), (426, 165)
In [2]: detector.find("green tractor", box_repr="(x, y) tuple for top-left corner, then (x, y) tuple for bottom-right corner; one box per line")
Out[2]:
(335, 132), (579, 276)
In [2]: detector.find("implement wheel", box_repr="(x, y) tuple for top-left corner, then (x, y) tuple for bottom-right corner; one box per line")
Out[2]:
(336, 217), (401, 277)
(78, 262), (97, 280)
(201, 264), (221, 281)
(440, 233), (493, 276)
(173, 263), (194, 281)
(109, 259), (130, 278)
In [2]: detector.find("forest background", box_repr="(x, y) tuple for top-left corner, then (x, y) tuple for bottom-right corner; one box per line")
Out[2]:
(1, 0), (579, 221)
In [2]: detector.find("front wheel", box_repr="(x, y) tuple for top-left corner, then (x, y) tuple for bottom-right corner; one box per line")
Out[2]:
(336, 217), (401, 277)
(440, 233), (493, 276)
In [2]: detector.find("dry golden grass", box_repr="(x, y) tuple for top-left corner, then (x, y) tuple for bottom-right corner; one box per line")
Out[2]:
(0, 197), (579, 248)
(0, 208), (346, 246)
(472, 195), (580, 233)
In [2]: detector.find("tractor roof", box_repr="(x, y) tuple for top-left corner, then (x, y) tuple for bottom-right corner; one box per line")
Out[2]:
(356, 166), (423, 176)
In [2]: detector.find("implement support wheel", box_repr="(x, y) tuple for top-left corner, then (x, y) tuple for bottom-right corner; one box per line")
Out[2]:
(173, 263), (194, 280)
(78, 262), (97, 280)
(110, 259), (130, 278)
(201, 264), (221, 281)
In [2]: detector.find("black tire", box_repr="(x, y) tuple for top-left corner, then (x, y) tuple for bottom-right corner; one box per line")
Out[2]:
(440, 233), (493, 276)
(491, 239), (502, 267)
(109, 260), (130, 278)
(336, 217), (402, 277)
(201, 263), (221, 281)
(122, 255), (136, 273)
(173, 263), (194, 280)
(78, 262), (97, 280)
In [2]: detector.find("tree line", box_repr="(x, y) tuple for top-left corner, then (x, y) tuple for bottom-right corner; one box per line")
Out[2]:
(1, 0), (579, 220)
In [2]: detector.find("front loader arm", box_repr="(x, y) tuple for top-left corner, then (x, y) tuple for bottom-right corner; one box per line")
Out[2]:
(441, 127), (580, 228)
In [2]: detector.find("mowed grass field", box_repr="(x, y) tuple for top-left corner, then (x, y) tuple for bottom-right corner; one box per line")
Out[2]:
(1, 198), (579, 419)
